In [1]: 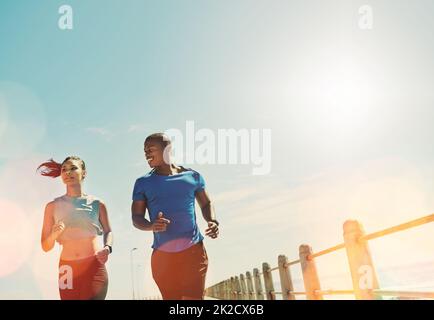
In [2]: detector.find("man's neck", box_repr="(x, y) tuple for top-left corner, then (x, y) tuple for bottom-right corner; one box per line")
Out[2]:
(155, 164), (183, 176)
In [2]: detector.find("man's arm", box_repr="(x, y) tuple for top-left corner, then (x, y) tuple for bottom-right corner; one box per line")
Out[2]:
(131, 200), (171, 232)
(131, 200), (153, 231)
(195, 190), (216, 222)
(196, 190), (219, 239)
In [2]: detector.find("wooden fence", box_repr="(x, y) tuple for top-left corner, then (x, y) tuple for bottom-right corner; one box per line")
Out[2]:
(205, 214), (434, 300)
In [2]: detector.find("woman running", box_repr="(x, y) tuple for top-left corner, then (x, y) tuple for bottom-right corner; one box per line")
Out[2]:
(38, 156), (113, 300)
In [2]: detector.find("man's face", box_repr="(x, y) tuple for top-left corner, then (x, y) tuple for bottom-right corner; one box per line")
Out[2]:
(144, 140), (166, 168)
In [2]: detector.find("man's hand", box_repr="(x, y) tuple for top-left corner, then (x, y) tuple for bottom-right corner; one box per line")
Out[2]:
(152, 212), (171, 233)
(205, 221), (219, 239)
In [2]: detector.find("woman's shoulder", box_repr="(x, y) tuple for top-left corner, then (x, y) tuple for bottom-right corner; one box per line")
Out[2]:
(46, 197), (63, 215)
(52, 195), (67, 205)
(45, 200), (56, 210)
(82, 195), (106, 213)
(84, 194), (104, 204)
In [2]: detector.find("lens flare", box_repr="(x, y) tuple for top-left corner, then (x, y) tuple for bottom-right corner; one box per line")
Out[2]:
(0, 199), (33, 277)
(28, 208), (61, 300)
(0, 155), (64, 297)
(0, 93), (9, 139)
(0, 154), (64, 210)
(0, 82), (47, 159)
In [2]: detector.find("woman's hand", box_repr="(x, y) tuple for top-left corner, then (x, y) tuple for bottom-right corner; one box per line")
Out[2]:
(152, 212), (171, 233)
(96, 247), (110, 264)
(205, 221), (219, 239)
(51, 221), (65, 240)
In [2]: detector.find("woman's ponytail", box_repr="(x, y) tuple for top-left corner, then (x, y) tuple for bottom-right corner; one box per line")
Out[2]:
(37, 159), (62, 178)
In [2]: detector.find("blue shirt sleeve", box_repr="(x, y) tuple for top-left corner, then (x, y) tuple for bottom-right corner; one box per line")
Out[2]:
(132, 178), (146, 201)
(195, 172), (206, 193)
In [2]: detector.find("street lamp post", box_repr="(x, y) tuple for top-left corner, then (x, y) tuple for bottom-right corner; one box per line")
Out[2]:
(137, 264), (142, 300)
(130, 247), (138, 300)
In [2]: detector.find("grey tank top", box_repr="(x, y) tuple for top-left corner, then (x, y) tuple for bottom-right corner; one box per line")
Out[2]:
(53, 194), (103, 243)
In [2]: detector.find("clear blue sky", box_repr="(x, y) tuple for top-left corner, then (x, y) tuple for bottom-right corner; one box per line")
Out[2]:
(1, 0), (434, 299)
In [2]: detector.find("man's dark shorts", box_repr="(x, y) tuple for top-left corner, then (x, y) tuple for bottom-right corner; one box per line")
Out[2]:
(151, 241), (208, 300)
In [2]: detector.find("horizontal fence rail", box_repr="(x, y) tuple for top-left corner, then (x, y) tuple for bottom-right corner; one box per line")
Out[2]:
(205, 213), (434, 300)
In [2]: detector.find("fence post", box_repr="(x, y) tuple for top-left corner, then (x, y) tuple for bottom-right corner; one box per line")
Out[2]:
(343, 220), (381, 300)
(262, 262), (276, 300)
(278, 255), (295, 300)
(209, 286), (214, 298)
(233, 276), (239, 300)
(218, 282), (223, 299)
(234, 276), (241, 300)
(299, 244), (323, 300)
(230, 277), (236, 300)
(246, 271), (255, 300)
(253, 268), (265, 300)
(224, 279), (230, 300)
(240, 274), (248, 300)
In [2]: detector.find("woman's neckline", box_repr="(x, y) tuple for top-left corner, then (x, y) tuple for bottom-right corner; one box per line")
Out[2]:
(63, 194), (88, 199)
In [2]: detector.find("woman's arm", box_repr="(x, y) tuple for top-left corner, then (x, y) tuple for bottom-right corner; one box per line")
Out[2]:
(96, 201), (113, 263)
(41, 202), (63, 252)
(99, 201), (113, 250)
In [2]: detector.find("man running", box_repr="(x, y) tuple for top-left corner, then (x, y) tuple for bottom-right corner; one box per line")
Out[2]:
(131, 133), (219, 300)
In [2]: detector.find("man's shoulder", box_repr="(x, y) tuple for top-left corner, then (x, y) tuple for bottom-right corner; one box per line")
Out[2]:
(135, 170), (155, 183)
(181, 167), (203, 182)
(181, 166), (201, 175)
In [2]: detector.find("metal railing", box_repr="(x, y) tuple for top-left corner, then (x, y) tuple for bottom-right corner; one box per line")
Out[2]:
(205, 214), (434, 300)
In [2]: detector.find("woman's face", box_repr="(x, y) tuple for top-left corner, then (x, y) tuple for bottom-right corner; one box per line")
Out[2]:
(61, 159), (86, 185)
(144, 140), (168, 168)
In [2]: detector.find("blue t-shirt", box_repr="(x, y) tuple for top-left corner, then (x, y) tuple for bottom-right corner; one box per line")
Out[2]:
(132, 168), (206, 252)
